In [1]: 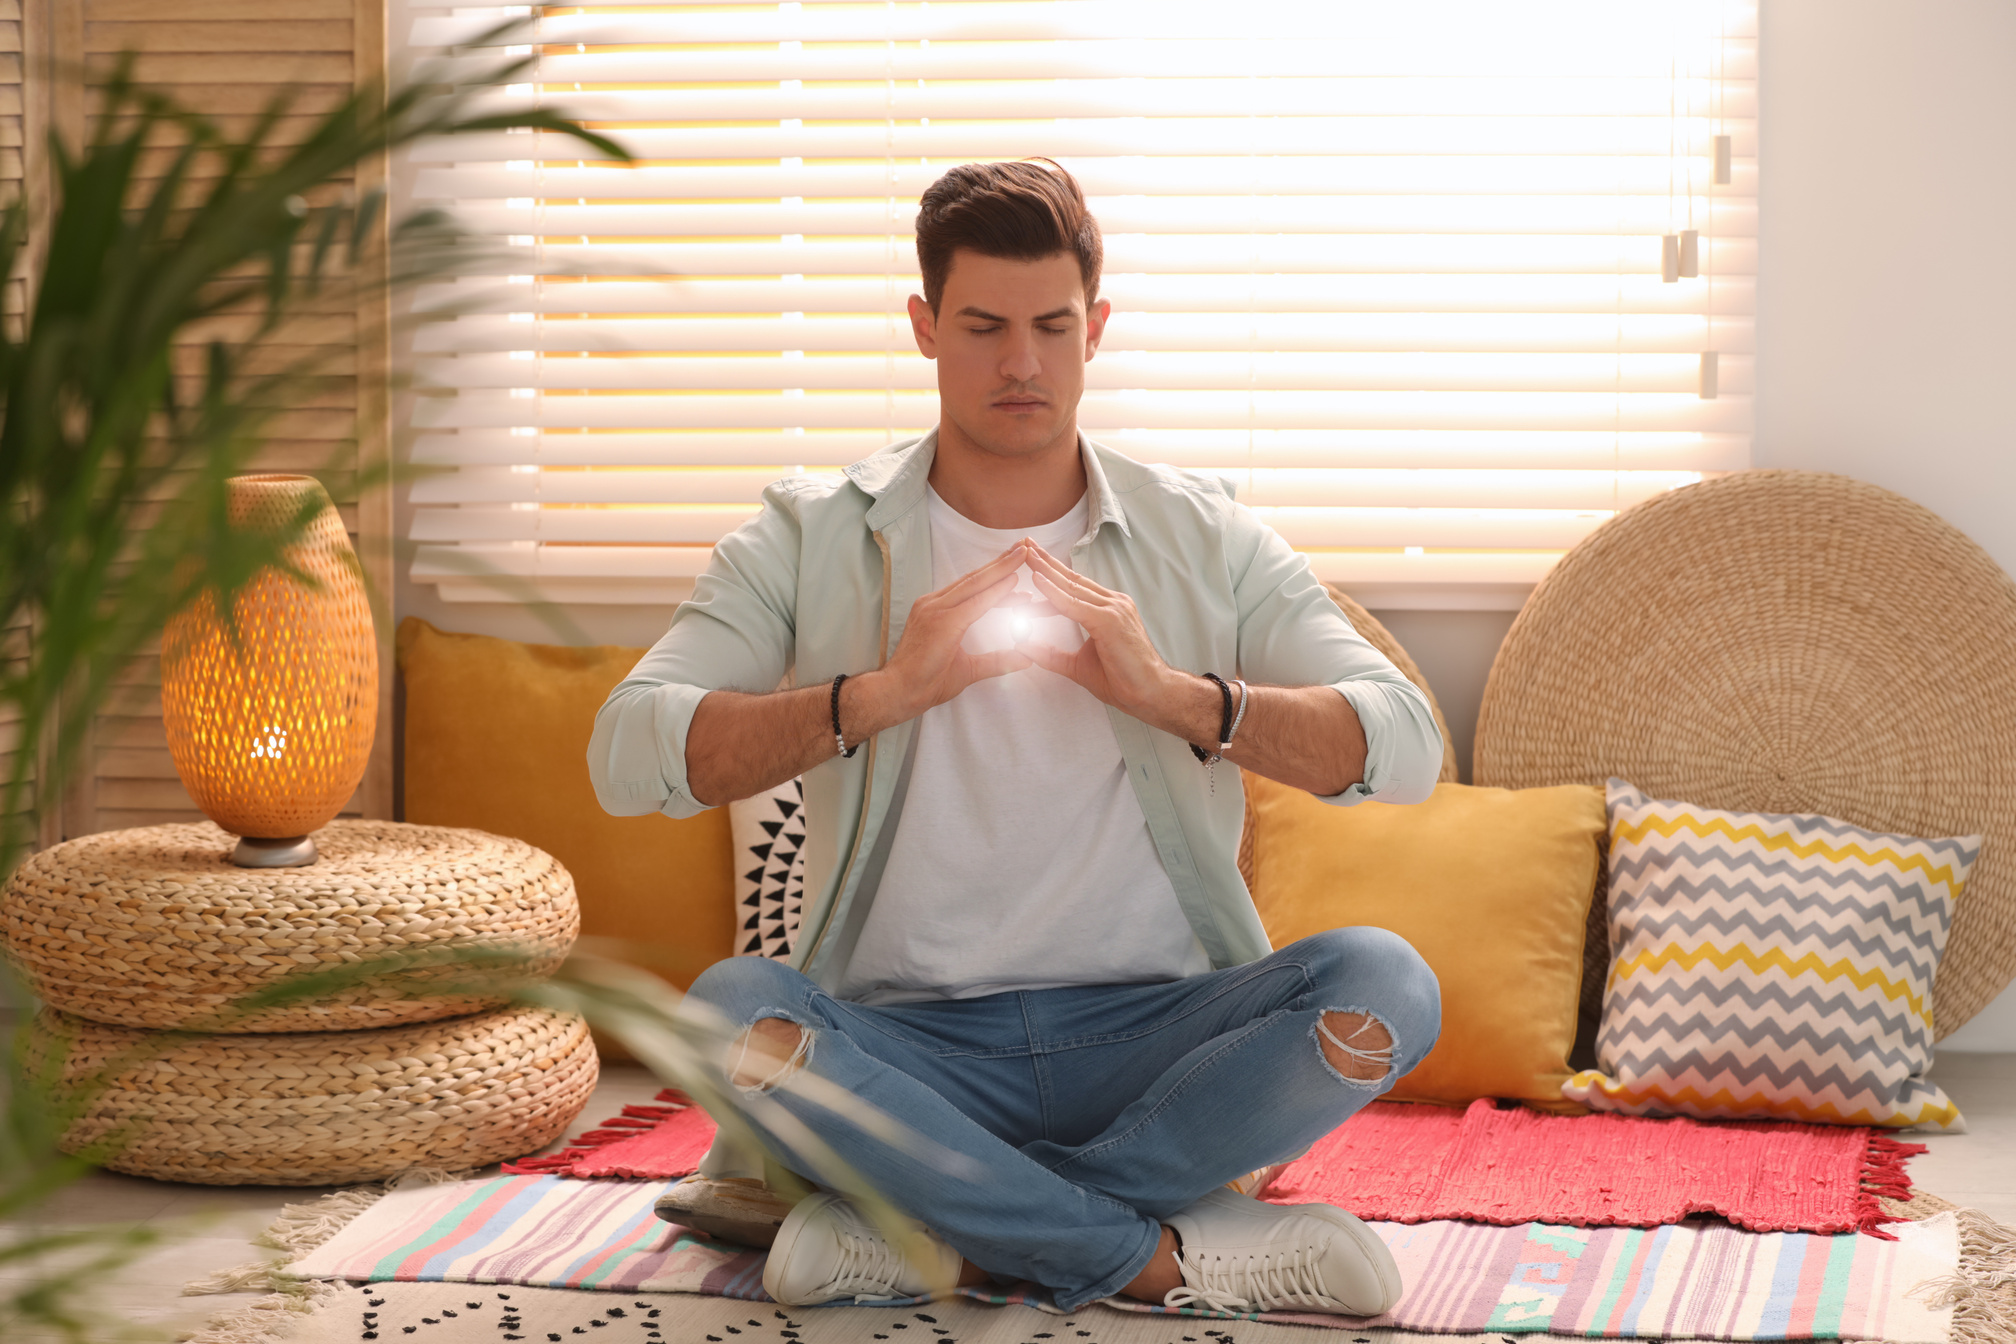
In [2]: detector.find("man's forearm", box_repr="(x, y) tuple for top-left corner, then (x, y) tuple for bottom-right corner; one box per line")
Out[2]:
(1015, 546), (1370, 797)
(1137, 674), (1368, 798)
(685, 670), (914, 807)
(1224, 683), (1369, 797)
(687, 544), (1036, 805)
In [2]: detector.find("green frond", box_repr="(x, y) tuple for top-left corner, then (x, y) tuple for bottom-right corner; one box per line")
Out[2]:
(0, 32), (654, 1338)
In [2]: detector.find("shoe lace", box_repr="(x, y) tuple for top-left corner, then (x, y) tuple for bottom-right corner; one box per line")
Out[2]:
(826, 1223), (911, 1301)
(1164, 1240), (1334, 1314)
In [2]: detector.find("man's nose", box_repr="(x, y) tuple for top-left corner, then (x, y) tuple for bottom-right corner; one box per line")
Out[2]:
(999, 328), (1041, 382)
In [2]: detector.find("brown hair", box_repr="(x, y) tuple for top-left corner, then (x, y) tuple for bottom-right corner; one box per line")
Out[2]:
(914, 159), (1103, 311)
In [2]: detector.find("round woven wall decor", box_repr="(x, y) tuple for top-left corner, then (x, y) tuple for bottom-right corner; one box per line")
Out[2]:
(1473, 470), (2016, 1036)
(31, 1004), (598, 1185)
(2, 821), (578, 1032)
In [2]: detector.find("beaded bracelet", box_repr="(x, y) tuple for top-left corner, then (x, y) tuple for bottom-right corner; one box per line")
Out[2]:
(830, 672), (860, 758)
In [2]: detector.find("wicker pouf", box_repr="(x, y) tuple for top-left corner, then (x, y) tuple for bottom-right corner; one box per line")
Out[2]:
(2, 820), (578, 1031)
(31, 1003), (598, 1185)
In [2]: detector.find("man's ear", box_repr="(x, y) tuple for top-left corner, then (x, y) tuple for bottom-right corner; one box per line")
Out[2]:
(1084, 297), (1111, 360)
(908, 293), (938, 358)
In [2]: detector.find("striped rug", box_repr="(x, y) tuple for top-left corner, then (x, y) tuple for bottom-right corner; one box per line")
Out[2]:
(288, 1176), (1958, 1340)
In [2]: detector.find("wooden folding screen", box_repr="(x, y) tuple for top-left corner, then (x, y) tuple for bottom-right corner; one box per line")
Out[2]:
(17, 0), (392, 843)
(1, 1), (27, 847)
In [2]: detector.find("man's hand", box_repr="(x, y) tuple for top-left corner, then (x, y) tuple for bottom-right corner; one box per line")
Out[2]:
(1016, 540), (1185, 725)
(1017, 544), (1370, 796)
(685, 541), (1034, 805)
(869, 539), (1034, 721)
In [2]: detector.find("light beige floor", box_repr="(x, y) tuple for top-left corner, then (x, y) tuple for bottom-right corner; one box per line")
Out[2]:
(2, 1053), (2010, 1344)
(1902, 1050), (2016, 1226)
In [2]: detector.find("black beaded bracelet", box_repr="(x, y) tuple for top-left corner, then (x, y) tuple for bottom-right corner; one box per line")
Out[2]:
(1190, 672), (1235, 765)
(830, 672), (860, 758)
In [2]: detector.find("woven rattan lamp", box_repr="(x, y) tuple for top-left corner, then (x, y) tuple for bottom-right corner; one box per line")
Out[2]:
(160, 475), (376, 867)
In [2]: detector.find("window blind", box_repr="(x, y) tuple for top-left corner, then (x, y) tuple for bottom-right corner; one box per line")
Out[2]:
(400, 0), (1754, 610)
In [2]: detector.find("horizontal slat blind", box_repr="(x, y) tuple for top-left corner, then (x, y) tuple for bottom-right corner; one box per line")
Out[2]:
(403, 0), (1755, 609)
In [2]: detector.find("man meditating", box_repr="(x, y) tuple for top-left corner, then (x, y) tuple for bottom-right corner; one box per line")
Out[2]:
(589, 160), (1444, 1318)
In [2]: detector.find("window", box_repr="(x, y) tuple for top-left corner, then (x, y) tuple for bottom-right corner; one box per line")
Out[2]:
(401, 0), (1754, 611)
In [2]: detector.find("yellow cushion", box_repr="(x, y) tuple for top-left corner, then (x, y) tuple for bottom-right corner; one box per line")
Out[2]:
(1246, 775), (1605, 1111)
(396, 618), (736, 993)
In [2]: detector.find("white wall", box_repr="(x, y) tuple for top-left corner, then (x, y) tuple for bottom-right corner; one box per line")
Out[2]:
(1756, 0), (2016, 578)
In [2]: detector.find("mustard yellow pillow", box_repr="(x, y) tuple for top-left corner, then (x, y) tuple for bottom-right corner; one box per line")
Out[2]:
(396, 618), (736, 993)
(1246, 775), (1604, 1111)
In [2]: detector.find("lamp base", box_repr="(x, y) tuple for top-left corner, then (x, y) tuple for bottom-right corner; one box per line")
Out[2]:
(230, 835), (318, 868)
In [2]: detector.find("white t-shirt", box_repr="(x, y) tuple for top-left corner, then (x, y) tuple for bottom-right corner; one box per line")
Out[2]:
(837, 488), (1212, 1006)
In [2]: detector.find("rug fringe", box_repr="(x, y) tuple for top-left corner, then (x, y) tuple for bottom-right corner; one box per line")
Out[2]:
(183, 1167), (479, 1298)
(502, 1088), (690, 1175)
(1907, 1205), (2016, 1344)
(1854, 1131), (1930, 1239)
(174, 1280), (339, 1344)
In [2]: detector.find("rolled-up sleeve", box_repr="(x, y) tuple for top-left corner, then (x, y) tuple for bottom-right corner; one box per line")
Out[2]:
(587, 481), (805, 818)
(1226, 503), (1443, 806)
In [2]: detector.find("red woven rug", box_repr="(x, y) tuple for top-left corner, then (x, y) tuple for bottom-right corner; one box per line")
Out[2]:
(1266, 1098), (1921, 1237)
(506, 1089), (719, 1180)
(507, 1092), (1922, 1237)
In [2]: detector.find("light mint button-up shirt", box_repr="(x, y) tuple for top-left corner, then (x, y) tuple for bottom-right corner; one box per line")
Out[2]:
(588, 430), (1444, 990)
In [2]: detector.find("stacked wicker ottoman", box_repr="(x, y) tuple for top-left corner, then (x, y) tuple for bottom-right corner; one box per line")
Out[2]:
(1, 820), (596, 1185)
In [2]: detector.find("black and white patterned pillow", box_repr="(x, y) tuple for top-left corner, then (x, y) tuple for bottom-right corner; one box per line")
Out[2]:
(729, 778), (806, 960)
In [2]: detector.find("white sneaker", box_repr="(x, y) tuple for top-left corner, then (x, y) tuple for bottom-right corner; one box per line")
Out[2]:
(1162, 1187), (1401, 1316)
(761, 1192), (963, 1306)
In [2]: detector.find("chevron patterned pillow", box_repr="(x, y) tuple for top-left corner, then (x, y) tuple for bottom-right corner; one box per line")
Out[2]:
(1562, 779), (1979, 1130)
(728, 778), (807, 961)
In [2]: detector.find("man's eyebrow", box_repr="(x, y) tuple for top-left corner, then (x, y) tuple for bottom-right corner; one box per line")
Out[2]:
(951, 305), (1078, 322)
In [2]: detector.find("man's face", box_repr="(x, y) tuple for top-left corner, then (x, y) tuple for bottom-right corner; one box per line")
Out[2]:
(908, 249), (1109, 461)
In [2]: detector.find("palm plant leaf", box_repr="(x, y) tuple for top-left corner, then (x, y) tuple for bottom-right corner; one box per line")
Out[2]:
(0, 29), (630, 1340)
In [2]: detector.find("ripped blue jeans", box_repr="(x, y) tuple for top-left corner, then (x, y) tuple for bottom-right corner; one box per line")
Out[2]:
(681, 927), (1441, 1310)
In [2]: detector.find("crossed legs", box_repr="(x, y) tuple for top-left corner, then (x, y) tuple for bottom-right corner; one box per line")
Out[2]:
(726, 1006), (1397, 1298)
(686, 928), (1440, 1310)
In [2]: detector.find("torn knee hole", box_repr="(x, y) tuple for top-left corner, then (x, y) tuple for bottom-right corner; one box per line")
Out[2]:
(729, 1016), (812, 1091)
(1317, 1011), (1394, 1083)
